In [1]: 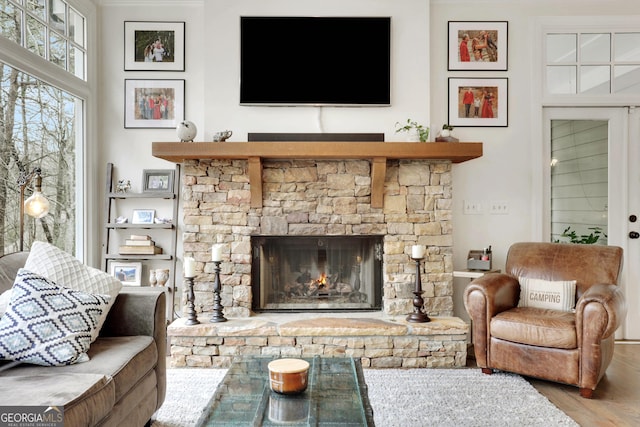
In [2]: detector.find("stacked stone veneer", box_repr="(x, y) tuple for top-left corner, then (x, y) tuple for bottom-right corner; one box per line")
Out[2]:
(169, 316), (468, 368)
(181, 158), (454, 317)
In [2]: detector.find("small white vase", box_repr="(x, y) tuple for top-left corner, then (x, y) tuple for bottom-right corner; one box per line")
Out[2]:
(156, 269), (170, 287)
(149, 270), (157, 287)
(407, 129), (420, 142)
(441, 129), (451, 138)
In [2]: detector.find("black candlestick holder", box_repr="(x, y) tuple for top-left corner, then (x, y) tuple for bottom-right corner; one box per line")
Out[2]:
(210, 260), (227, 323)
(406, 257), (431, 323)
(184, 276), (200, 325)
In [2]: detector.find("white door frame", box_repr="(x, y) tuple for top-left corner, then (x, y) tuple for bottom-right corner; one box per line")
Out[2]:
(542, 107), (637, 339)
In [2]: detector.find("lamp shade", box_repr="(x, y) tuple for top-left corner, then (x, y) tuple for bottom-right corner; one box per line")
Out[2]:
(24, 191), (50, 219)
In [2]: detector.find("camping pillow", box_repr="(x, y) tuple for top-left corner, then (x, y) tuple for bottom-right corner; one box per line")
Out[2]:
(518, 277), (577, 312)
(24, 242), (122, 342)
(0, 269), (110, 366)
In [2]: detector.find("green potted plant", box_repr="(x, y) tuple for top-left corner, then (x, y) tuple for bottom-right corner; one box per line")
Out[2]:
(395, 119), (430, 142)
(436, 124), (459, 142)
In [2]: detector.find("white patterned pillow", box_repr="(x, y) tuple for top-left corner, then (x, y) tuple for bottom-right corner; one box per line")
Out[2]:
(518, 277), (577, 312)
(0, 289), (11, 317)
(24, 242), (122, 342)
(0, 269), (110, 366)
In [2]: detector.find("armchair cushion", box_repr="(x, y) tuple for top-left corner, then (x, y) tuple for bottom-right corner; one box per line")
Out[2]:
(491, 307), (577, 349)
(518, 277), (576, 312)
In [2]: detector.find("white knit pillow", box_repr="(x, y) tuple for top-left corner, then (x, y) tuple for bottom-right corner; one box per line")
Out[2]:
(24, 242), (122, 341)
(518, 277), (577, 312)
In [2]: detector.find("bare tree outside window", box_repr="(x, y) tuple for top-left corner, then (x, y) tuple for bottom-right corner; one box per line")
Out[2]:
(0, 62), (76, 255)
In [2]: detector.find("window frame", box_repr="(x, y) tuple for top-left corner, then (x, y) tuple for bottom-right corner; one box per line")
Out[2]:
(0, 0), (96, 261)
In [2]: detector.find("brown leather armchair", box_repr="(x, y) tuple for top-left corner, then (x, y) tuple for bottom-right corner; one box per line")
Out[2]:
(464, 242), (626, 398)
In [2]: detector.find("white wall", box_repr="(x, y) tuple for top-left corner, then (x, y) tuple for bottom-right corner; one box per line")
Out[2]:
(429, 0), (640, 319)
(96, 0), (640, 316)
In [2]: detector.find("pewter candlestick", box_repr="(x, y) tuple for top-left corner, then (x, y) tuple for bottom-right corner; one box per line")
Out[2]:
(210, 260), (227, 323)
(184, 276), (200, 325)
(406, 256), (431, 323)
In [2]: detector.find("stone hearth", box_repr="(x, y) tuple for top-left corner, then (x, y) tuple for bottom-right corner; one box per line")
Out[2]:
(168, 313), (468, 368)
(164, 148), (479, 369)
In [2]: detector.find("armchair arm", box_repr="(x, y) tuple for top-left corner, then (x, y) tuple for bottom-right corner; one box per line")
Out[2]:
(464, 273), (520, 367)
(464, 273), (520, 318)
(576, 284), (627, 341)
(101, 287), (166, 339)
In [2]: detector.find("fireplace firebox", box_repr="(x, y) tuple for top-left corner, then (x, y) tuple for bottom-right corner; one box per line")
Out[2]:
(251, 236), (383, 312)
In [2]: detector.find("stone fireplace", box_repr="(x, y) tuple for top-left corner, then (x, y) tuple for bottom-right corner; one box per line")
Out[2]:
(251, 235), (383, 312)
(181, 157), (455, 318)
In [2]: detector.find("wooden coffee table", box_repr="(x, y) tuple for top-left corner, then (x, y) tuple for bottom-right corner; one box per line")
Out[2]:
(195, 356), (374, 426)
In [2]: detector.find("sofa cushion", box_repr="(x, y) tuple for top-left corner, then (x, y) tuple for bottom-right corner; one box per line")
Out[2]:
(24, 242), (122, 342)
(491, 306), (577, 349)
(518, 277), (576, 312)
(0, 269), (111, 366)
(0, 372), (115, 425)
(2, 335), (158, 404)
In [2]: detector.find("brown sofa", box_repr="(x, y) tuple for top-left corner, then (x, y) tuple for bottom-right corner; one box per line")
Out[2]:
(0, 252), (166, 426)
(464, 242), (626, 398)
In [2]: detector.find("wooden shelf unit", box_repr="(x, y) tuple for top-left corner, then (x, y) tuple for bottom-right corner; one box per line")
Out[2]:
(102, 162), (180, 321)
(152, 141), (482, 208)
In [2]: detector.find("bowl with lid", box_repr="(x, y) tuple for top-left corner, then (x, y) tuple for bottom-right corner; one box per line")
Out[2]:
(267, 358), (310, 394)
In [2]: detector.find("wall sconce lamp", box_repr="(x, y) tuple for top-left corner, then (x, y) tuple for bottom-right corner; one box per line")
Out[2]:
(18, 167), (50, 251)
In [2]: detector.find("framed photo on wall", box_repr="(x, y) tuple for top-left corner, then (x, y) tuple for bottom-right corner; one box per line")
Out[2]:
(124, 21), (185, 71)
(143, 169), (174, 193)
(110, 262), (142, 286)
(448, 78), (508, 127)
(124, 79), (184, 128)
(448, 21), (508, 71)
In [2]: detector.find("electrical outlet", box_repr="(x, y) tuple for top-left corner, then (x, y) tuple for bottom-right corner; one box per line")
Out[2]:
(464, 200), (484, 215)
(489, 200), (509, 214)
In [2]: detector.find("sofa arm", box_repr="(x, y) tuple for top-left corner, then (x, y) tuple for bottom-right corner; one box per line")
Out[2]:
(576, 283), (627, 341)
(101, 288), (166, 342)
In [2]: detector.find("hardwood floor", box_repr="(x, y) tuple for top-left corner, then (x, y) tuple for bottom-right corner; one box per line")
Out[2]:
(469, 343), (640, 426)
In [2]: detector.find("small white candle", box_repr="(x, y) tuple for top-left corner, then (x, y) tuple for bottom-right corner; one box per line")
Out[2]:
(184, 257), (196, 277)
(412, 245), (425, 259)
(212, 244), (223, 262)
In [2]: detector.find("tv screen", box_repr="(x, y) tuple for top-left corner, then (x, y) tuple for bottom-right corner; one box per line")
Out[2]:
(240, 17), (391, 106)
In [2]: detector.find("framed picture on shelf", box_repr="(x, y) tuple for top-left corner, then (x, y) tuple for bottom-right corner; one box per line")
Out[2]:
(448, 21), (508, 71)
(124, 21), (185, 71)
(110, 262), (142, 286)
(124, 79), (185, 129)
(132, 209), (156, 225)
(143, 169), (174, 193)
(448, 77), (508, 127)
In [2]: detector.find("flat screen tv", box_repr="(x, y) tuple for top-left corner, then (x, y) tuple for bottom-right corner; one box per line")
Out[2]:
(240, 16), (391, 106)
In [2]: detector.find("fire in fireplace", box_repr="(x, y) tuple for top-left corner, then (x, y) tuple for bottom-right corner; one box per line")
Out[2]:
(251, 236), (383, 312)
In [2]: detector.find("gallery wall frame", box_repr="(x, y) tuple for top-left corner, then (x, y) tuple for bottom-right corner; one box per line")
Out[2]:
(124, 79), (185, 128)
(448, 77), (508, 127)
(124, 21), (185, 71)
(448, 21), (508, 71)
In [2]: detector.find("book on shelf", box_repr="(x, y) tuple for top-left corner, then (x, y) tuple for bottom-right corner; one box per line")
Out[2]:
(124, 239), (155, 246)
(128, 234), (152, 241)
(118, 245), (163, 255)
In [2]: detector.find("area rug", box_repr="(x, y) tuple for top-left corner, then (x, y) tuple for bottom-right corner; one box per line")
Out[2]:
(152, 367), (578, 427)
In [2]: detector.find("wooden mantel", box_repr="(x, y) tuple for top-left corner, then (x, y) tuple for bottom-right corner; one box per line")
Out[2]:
(152, 141), (482, 208)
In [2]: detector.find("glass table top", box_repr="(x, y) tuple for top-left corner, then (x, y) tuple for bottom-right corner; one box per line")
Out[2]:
(195, 356), (374, 426)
